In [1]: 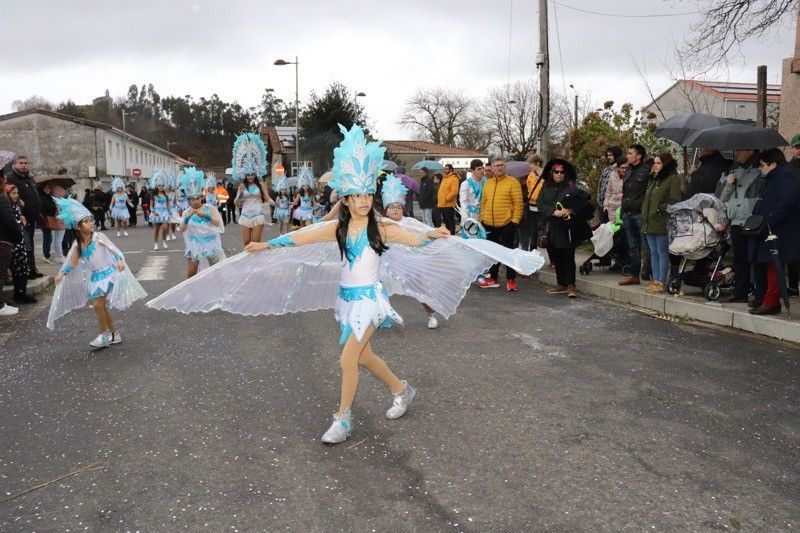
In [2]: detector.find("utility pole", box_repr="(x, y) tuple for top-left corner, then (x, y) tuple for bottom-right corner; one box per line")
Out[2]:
(537, 0), (550, 160)
(756, 65), (767, 128)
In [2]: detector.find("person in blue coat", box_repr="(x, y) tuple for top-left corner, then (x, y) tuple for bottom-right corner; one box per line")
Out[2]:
(749, 148), (800, 315)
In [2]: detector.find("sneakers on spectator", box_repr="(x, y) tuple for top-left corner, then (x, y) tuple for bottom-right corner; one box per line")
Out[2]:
(0, 304), (19, 316)
(644, 282), (664, 294)
(321, 409), (352, 444)
(506, 279), (518, 292)
(478, 277), (500, 289)
(547, 285), (568, 294)
(567, 285), (577, 298)
(618, 276), (640, 286)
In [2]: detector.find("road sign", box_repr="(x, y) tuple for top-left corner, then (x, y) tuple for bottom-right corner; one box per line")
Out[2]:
(132, 168), (141, 177)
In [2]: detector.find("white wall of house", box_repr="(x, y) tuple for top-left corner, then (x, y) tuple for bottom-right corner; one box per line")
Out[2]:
(644, 81), (780, 123)
(103, 131), (180, 178)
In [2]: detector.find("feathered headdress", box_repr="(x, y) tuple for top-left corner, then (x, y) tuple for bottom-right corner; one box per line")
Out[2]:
(330, 124), (385, 197)
(111, 177), (126, 191)
(180, 167), (206, 198)
(150, 169), (170, 189)
(272, 176), (289, 192)
(296, 163), (316, 189)
(205, 172), (217, 191)
(231, 132), (268, 181)
(55, 197), (93, 230)
(380, 173), (408, 207)
(166, 172), (179, 190)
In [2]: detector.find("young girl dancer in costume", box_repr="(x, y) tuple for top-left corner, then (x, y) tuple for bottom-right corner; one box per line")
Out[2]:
(49, 198), (147, 347)
(166, 174), (181, 241)
(293, 166), (316, 227)
(109, 178), (132, 237)
(272, 177), (292, 235)
(149, 170), (172, 250)
(148, 125), (544, 444)
(230, 132), (272, 247)
(178, 167), (225, 278)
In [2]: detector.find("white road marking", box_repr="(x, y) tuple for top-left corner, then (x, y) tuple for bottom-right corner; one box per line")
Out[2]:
(136, 255), (170, 281)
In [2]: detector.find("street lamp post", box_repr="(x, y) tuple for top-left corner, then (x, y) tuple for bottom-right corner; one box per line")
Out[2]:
(121, 109), (138, 178)
(274, 57), (300, 176)
(569, 84), (578, 129)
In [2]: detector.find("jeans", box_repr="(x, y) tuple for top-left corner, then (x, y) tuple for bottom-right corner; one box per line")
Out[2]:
(486, 223), (517, 281)
(23, 223), (36, 274)
(622, 212), (642, 276)
(550, 246), (577, 286)
(645, 233), (670, 283)
(420, 208), (433, 226)
(41, 225), (52, 258)
(51, 229), (66, 260)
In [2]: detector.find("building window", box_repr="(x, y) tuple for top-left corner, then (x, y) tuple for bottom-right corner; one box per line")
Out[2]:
(108, 140), (112, 158)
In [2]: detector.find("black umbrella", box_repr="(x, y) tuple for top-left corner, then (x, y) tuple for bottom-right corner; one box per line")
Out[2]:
(655, 113), (729, 172)
(655, 113), (729, 145)
(684, 123), (788, 150)
(766, 233), (792, 317)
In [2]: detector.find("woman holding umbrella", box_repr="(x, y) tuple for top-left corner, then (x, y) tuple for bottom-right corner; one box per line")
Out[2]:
(748, 148), (800, 316)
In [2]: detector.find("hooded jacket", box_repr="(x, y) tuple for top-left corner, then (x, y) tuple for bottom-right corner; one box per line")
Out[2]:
(537, 159), (593, 249)
(719, 152), (762, 226)
(641, 159), (683, 235)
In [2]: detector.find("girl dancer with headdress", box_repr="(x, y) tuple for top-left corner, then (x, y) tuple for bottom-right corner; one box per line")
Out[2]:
(179, 167), (225, 278)
(293, 164), (316, 227)
(230, 132), (272, 247)
(149, 170), (172, 250)
(109, 178), (132, 237)
(148, 125), (544, 444)
(49, 197), (146, 348)
(272, 176), (292, 235)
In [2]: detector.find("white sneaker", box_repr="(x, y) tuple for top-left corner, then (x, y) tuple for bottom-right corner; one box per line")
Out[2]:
(41, 257), (53, 264)
(161, 242), (168, 249)
(124, 231), (129, 236)
(110, 331), (122, 344)
(386, 382), (416, 419)
(153, 243), (159, 251)
(427, 315), (439, 329)
(321, 409), (352, 444)
(0, 304), (19, 316)
(89, 331), (112, 348)
(117, 231), (121, 237)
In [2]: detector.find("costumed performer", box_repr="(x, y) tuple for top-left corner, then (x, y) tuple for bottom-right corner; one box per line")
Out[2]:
(149, 169), (172, 250)
(49, 197), (147, 348)
(231, 132), (273, 247)
(109, 177), (132, 237)
(272, 176), (293, 235)
(179, 167), (225, 278)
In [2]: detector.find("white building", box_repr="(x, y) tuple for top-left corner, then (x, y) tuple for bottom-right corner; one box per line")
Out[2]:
(643, 80), (781, 124)
(0, 109), (183, 190)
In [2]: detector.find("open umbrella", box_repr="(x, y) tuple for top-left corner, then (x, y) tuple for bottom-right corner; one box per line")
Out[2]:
(318, 170), (334, 185)
(684, 123), (788, 150)
(655, 113), (729, 172)
(505, 161), (532, 178)
(0, 150), (15, 170)
(34, 174), (76, 188)
(412, 160), (444, 172)
(381, 160), (398, 172)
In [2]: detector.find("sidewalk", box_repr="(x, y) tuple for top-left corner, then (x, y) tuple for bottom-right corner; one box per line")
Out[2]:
(536, 253), (800, 344)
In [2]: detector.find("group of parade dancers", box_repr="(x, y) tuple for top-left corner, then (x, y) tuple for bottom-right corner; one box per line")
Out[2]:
(46, 126), (545, 444)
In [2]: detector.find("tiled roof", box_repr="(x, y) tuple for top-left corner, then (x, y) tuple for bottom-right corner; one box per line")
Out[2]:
(383, 140), (487, 156)
(684, 80), (781, 102)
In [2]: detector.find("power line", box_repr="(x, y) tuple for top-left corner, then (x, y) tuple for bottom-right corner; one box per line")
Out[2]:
(550, 0), (699, 18)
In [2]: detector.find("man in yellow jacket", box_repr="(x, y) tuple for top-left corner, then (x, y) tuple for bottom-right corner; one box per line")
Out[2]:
(436, 164), (460, 234)
(479, 158), (523, 291)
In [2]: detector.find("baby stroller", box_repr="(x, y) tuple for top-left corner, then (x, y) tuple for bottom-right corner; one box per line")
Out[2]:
(579, 209), (631, 276)
(665, 193), (733, 301)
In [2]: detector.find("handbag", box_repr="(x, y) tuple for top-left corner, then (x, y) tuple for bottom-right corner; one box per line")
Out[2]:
(741, 214), (766, 236)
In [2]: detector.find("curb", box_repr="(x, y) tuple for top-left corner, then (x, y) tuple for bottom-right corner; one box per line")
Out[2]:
(2, 275), (54, 297)
(535, 269), (800, 344)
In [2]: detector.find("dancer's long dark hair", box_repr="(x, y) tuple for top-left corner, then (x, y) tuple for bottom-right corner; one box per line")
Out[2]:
(336, 196), (387, 260)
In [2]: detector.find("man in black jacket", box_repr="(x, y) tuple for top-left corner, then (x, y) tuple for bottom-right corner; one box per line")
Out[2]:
(687, 148), (731, 198)
(418, 168), (436, 226)
(619, 144), (651, 285)
(0, 172), (24, 315)
(5, 156), (44, 278)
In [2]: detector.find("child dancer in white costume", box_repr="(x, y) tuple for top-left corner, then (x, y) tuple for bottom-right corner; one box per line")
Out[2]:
(148, 125), (544, 444)
(149, 170), (172, 250)
(178, 167), (225, 278)
(272, 177), (292, 235)
(109, 178), (132, 237)
(49, 198), (147, 347)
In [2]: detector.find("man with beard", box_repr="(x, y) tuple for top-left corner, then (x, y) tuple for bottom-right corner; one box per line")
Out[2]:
(5, 155), (44, 278)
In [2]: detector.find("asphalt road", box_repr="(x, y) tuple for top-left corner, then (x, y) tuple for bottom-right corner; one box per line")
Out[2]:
(1, 222), (798, 531)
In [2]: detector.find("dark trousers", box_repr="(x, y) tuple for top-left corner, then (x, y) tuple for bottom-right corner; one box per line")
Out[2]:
(41, 224), (52, 259)
(439, 207), (456, 235)
(550, 246), (577, 286)
(730, 225), (752, 297)
(63, 229), (75, 254)
(518, 210), (540, 251)
(432, 207), (443, 228)
(0, 242), (11, 307)
(23, 223), (36, 274)
(622, 212), (642, 276)
(128, 206), (137, 226)
(788, 261), (799, 291)
(93, 208), (106, 229)
(226, 203), (237, 223)
(486, 223), (517, 281)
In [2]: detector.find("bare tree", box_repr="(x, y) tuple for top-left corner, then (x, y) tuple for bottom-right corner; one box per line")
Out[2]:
(11, 95), (54, 112)
(676, 0), (798, 67)
(399, 88), (476, 145)
(483, 80), (543, 157)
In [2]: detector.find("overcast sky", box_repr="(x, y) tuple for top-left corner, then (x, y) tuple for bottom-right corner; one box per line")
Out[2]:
(0, 0), (794, 139)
